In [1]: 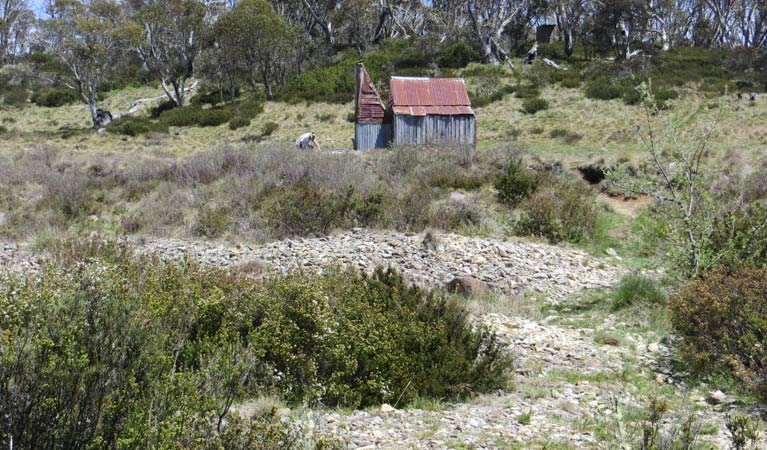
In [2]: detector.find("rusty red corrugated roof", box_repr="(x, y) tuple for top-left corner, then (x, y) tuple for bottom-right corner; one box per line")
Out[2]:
(389, 77), (473, 116)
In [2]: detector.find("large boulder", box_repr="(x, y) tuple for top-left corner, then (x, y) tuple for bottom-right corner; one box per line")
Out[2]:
(445, 276), (490, 298)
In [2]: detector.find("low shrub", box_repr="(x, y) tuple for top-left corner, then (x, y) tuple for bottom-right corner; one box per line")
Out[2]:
(30, 86), (78, 107)
(148, 100), (176, 118)
(623, 86), (642, 105)
(521, 97), (549, 114)
(470, 95), (491, 108)
(2, 85), (29, 107)
(260, 121), (279, 136)
(549, 128), (582, 144)
(495, 158), (540, 207)
(263, 184), (383, 238)
(669, 265), (767, 398)
(228, 116), (251, 130)
(438, 41), (481, 68)
(585, 79), (623, 100)
(515, 175), (597, 243)
(515, 85), (541, 99)
(108, 116), (169, 136)
(611, 273), (665, 310)
(193, 207), (231, 237)
(159, 106), (233, 127)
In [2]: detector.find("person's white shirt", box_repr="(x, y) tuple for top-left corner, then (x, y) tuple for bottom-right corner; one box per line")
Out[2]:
(295, 132), (314, 150)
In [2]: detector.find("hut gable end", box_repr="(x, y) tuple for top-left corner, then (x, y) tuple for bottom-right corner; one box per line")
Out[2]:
(355, 63), (386, 125)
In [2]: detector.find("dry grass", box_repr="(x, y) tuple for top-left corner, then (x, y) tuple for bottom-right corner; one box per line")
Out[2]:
(1, 83), (764, 165)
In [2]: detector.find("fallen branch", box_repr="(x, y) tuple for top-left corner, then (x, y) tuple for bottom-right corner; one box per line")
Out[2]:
(112, 80), (199, 120)
(542, 58), (567, 70)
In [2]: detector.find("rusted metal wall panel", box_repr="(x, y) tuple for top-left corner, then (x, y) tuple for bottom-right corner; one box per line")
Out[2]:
(390, 77), (472, 109)
(355, 123), (392, 150)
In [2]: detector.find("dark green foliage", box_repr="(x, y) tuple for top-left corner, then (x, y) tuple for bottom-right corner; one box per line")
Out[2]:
(31, 87), (79, 107)
(247, 266), (510, 406)
(521, 97), (549, 114)
(108, 116), (169, 136)
(669, 266), (767, 399)
(264, 184), (383, 238)
(193, 207), (231, 237)
(610, 273), (665, 310)
(229, 116), (251, 130)
(514, 85), (541, 99)
(495, 158), (540, 207)
(149, 99), (177, 118)
(585, 79), (624, 100)
(438, 41), (481, 68)
(260, 121), (279, 136)
(516, 175), (597, 243)
(0, 251), (509, 449)
(549, 128), (582, 143)
(471, 95), (491, 108)
(623, 86), (642, 105)
(2, 85), (29, 107)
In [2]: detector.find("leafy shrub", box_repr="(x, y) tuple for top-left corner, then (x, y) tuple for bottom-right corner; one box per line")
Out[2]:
(229, 116), (251, 130)
(438, 41), (481, 68)
(108, 116), (169, 136)
(149, 99), (176, 118)
(495, 158), (540, 207)
(515, 85), (541, 99)
(549, 128), (582, 144)
(471, 95), (491, 108)
(260, 121), (279, 136)
(669, 265), (767, 398)
(30, 87), (78, 107)
(585, 79), (624, 100)
(516, 175), (597, 243)
(159, 106), (233, 127)
(248, 267), (510, 406)
(611, 273), (665, 310)
(623, 86), (642, 105)
(193, 207), (231, 237)
(0, 125), (8, 134)
(316, 112), (335, 122)
(263, 184), (383, 238)
(521, 97), (549, 114)
(2, 85), (29, 107)
(0, 251), (509, 448)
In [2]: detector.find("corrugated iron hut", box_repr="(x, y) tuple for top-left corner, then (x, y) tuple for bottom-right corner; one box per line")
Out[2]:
(354, 62), (392, 150)
(389, 76), (476, 147)
(353, 62), (476, 150)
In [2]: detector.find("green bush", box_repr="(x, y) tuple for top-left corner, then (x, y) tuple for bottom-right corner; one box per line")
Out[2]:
(260, 121), (279, 136)
(516, 175), (597, 243)
(623, 86), (642, 105)
(159, 106), (233, 127)
(0, 253), (349, 449)
(2, 85), (29, 107)
(247, 267), (511, 406)
(149, 100), (176, 118)
(521, 97), (549, 114)
(228, 116), (251, 130)
(0, 250), (509, 447)
(193, 207), (231, 237)
(108, 116), (169, 136)
(549, 128), (582, 144)
(30, 87), (79, 107)
(263, 184), (383, 238)
(611, 273), (665, 310)
(669, 266), (767, 398)
(515, 85), (541, 99)
(495, 158), (540, 207)
(470, 95), (491, 108)
(438, 41), (481, 68)
(585, 79), (623, 100)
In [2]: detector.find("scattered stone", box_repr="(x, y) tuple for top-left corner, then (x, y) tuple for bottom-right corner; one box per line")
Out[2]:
(380, 404), (395, 413)
(605, 248), (622, 260)
(707, 390), (728, 405)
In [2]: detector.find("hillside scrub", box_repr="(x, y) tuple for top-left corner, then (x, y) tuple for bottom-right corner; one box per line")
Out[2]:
(0, 144), (510, 242)
(670, 266), (767, 400)
(0, 249), (509, 448)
